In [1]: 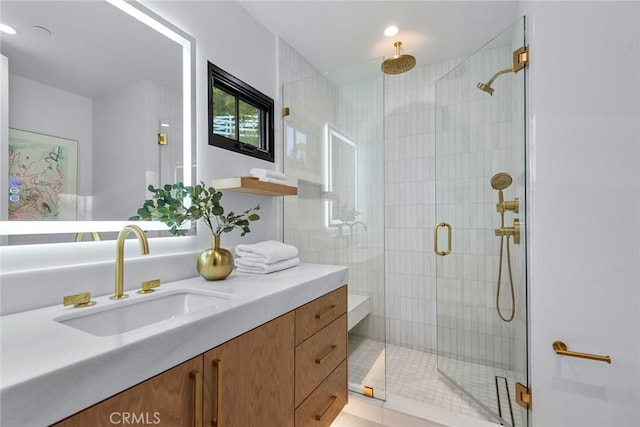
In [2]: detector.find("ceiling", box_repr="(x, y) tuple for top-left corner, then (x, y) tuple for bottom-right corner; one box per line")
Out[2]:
(1, 1), (181, 98)
(238, 1), (521, 74)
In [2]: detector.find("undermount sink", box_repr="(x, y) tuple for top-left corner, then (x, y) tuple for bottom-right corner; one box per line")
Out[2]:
(56, 290), (230, 337)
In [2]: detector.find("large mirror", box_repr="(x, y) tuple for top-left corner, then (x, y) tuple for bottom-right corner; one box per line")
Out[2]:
(0, 0), (195, 245)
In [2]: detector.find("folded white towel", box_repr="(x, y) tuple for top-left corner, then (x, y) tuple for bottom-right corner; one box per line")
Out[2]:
(235, 257), (300, 274)
(235, 240), (299, 264)
(250, 168), (287, 181)
(258, 177), (288, 185)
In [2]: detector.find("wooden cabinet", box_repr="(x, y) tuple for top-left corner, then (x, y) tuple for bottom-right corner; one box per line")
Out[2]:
(53, 287), (346, 427)
(54, 356), (203, 427)
(203, 311), (295, 427)
(294, 286), (348, 426)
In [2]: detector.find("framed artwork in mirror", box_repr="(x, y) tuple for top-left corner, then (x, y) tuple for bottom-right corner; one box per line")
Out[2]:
(8, 128), (78, 221)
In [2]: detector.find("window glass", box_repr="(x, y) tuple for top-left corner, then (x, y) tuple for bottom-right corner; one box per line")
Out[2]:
(213, 87), (236, 139)
(239, 100), (260, 146)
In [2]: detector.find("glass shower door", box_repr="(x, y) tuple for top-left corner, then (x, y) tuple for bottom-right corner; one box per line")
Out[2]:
(282, 60), (386, 401)
(435, 17), (528, 427)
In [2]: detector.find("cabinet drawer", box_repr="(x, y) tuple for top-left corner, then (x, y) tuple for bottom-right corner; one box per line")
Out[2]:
(295, 285), (347, 345)
(295, 360), (347, 427)
(295, 314), (347, 407)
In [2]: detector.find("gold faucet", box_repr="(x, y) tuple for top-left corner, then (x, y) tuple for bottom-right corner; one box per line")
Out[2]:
(111, 224), (149, 300)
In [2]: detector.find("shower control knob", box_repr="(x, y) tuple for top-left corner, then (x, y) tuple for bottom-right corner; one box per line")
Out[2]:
(495, 218), (520, 244)
(496, 197), (519, 213)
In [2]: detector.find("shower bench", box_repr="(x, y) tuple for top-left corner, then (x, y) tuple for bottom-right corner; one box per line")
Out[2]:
(348, 293), (370, 331)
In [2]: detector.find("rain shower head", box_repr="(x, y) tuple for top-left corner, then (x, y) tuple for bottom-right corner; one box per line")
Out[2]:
(491, 172), (513, 191)
(381, 41), (416, 75)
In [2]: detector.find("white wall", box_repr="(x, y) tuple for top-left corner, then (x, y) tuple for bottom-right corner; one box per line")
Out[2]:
(8, 74), (93, 219)
(142, 0), (281, 250)
(527, 2), (640, 426)
(92, 80), (154, 221)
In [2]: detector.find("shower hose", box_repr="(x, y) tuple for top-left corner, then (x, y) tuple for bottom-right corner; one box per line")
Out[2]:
(496, 233), (516, 322)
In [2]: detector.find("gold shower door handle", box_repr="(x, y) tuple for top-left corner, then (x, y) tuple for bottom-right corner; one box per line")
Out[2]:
(552, 341), (612, 364)
(434, 222), (452, 256)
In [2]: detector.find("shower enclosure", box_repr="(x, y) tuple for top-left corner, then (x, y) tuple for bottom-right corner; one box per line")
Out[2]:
(435, 17), (528, 426)
(282, 16), (527, 427)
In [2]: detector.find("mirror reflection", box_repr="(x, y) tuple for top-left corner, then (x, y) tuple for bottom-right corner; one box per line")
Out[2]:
(0, 0), (193, 245)
(326, 126), (357, 228)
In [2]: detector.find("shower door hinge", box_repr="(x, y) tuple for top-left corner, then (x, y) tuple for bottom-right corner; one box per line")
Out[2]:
(513, 46), (529, 72)
(515, 382), (531, 409)
(282, 107), (290, 117)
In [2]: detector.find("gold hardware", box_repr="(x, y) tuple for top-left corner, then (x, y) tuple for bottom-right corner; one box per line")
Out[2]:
(552, 341), (612, 364)
(158, 132), (168, 145)
(363, 386), (374, 398)
(315, 345), (337, 364)
(211, 359), (223, 427)
(497, 198), (519, 214)
(495, 218), (520, 244)
(111, 224), (149, 300)
(433, 222), (452, 256)
(74, 232), (101, 242)
(513, 46), (529, 72)
(314, 395), (337, 421)
(315, 304), (337, 320)
(189, 370), (202, 427)
(515, 382), (531, 409)
(137, 279), (161, 294)
(63, 292), (96, 308)
(282, 107), (290, 117)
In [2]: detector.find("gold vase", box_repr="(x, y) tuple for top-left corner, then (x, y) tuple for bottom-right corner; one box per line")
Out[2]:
(197, 235), (233, 281)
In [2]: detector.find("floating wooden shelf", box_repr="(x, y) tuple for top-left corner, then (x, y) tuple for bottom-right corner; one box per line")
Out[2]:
(212, 176), (297, 196)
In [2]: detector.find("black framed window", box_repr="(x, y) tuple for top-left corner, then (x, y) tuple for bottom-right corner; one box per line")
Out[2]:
(208, 62), (274, 162)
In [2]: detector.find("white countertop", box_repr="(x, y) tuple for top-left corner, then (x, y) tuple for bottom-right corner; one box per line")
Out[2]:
(0, 263), (348, 426)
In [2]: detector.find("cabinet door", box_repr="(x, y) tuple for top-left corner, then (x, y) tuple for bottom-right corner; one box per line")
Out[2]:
(203, 311), (295, 427)
(54, 356), (203, 427)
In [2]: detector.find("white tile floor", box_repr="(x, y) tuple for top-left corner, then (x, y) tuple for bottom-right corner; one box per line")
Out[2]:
(347, 336), (526, 427)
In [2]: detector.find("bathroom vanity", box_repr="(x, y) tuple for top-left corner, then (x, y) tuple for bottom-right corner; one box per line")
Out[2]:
(0, 264), (348, 426)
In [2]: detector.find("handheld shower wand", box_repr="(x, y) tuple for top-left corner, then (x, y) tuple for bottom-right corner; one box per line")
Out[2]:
(491, 173), (520, 322)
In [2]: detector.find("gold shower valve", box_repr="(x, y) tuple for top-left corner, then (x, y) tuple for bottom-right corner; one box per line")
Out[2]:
(495, 218), (520, 244)
(496, 197), (519, 214)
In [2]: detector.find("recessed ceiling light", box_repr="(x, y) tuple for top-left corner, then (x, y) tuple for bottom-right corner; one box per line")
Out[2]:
(384, 25), (399, 37)
(0, 24), (18, 35)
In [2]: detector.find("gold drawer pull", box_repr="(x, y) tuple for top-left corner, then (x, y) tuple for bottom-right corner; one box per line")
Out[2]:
(315, 304), (337, 320)
(189, 370), (202, 427)
(315, 395), (337, 421)
(212, 359), (223, 427)
(552, 341), (611, 364)
(315, 345), (337, 364)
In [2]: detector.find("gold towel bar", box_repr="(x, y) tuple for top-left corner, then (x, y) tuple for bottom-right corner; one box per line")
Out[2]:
(552, 341), (611, 364)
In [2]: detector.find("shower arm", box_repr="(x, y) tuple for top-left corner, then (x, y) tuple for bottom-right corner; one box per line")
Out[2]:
(485, 67), (513, 86)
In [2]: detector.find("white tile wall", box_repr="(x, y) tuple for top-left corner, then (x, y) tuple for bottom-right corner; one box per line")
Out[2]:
(384, 57), (460, 353)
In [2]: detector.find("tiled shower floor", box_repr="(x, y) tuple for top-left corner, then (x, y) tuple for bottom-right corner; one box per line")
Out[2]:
(348, 336), (526, 427)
